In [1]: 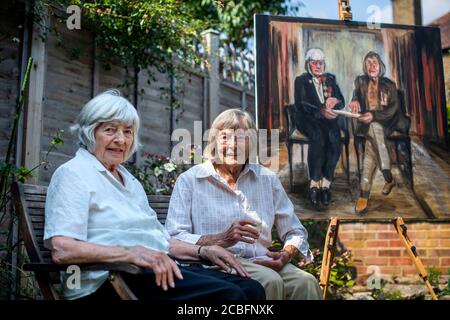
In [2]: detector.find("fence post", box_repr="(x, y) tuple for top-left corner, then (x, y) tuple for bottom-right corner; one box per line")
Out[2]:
(24, 8), (47, 183)
(201, 29), (220, 128)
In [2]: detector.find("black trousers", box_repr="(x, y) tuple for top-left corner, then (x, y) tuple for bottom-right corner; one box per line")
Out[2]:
(77, 265), (265, 300)
(295, 115), (341, 182)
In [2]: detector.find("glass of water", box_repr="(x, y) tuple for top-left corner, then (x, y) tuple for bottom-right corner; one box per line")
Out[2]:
(252, 215), (262, 260)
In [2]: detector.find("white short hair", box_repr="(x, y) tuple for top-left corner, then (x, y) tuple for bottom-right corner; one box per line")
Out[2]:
(305, 48), (326, 74)
(204, 109), (256, 160)
(71, 89), (140, 159)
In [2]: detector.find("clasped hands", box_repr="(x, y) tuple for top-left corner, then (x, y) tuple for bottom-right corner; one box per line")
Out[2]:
(320, 97), (339, 119)
(217, 219), (291, 272)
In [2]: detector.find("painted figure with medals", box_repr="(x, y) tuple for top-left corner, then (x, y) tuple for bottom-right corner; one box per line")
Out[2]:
(294, 48), (345, 208)
(349, 51), (410, 214)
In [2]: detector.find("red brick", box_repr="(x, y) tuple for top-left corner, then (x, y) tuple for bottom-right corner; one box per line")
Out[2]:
(340, 223), (365, 231)
(351, 232), (367, 240)
(341, 240), (365, 248)
(366, 240), (389, 247)
(437, 224), (450, 230)
(390, 258), (412, 266)
(366, 224), (391, 231)
(379, 267), (403, 276)
(413, 239), (440, 248)
(379, 250), (401, 257)
(428, 249), (450, 257)
(337, 232), (353, 240)
(402, 267), (420, 276)
(429, 231), (450, 239)
(352, 249), (377, 257)
(407, 231), (429, 239)
(440, 258), (450, 266)
(356, 266), (367, 274)
(439, 239), (450, 247)
(420, 258), (440, 267)
(364, 258), (389, 266)
(377, 232), (398, 240)
(389, 240), (403, 247)
(408, 223), (434, 230)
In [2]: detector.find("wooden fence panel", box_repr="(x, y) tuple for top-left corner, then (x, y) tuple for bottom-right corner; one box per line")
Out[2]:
(40, 18), (93, 184)
(137, 68), (172, 159)
(0, 1), (23, 160)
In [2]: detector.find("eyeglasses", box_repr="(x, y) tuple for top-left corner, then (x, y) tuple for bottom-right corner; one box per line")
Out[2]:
(310, 60), (324, 66)
(217, 132), (249, 145)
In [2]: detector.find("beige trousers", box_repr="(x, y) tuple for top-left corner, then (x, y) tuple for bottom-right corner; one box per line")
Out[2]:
(360, 122), (391, 193)
(238, 258), (322, 300)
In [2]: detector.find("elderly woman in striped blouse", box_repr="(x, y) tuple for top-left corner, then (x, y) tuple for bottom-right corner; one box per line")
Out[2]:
(165, 109), (322, 300)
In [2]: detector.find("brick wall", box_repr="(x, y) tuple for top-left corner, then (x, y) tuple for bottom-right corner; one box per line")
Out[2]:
(338, 223), (450, 284)
(392, 0), (422, 25)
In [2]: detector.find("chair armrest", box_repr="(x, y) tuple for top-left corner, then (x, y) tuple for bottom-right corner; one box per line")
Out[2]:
(23, 262), (144, 274)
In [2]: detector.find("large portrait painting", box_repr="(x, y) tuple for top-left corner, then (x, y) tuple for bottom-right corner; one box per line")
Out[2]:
(254, 15), (449, 221)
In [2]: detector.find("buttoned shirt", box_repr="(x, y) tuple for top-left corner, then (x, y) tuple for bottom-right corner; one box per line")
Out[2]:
(165, 160), (312, 261)
(44, 148), (170, 299)
(312, 76), (325, 104)
(368, 79), (379, 111)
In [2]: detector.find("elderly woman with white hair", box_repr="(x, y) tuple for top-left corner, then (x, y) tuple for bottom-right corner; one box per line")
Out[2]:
(43, 90), (265, 300)
(165, 109), (322, 300)
(293, 48), (345, 208)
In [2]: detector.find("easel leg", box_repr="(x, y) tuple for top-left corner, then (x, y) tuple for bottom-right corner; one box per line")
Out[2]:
(319, 217), (340, 299)
(393, 217), (438, 300)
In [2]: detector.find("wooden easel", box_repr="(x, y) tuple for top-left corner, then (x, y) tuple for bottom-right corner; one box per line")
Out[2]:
(319, 218), (340, 299)
(319, 217), (438, 300)
(338, 0), (353, 21)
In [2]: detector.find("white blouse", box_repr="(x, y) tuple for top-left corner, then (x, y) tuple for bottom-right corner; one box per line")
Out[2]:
(44, 148), (170, 299)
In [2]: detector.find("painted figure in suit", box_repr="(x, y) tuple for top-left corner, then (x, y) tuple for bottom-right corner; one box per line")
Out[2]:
(349, 51), (410, 214)
(294, 48), (345, 207)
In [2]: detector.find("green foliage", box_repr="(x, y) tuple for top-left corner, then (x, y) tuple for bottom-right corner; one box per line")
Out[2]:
(271, 227), (356, 299)
(427, 267), (442, 287)
(370, 282), (406, 300)
(126, 148), (202, 195)
(185, 0), (287, 52)
(438, 269), (450, 297)
(77, 0), (203, 72)
(385, 290), (404, 300)
(297, 248), (355, 298)
(301, 220), (328, 248)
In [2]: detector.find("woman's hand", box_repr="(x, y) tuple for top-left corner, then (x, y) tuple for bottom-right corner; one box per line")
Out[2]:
(127, 246), (183, 291)
(200, 245), (250, 277)
(320, 108), (337, 119)
(215, 219), (260, 248)
(349, 100), (361, 113)
(358, 112), (373, 123)
(253, 251), (291, 272)
(325, 97), (339, 109)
